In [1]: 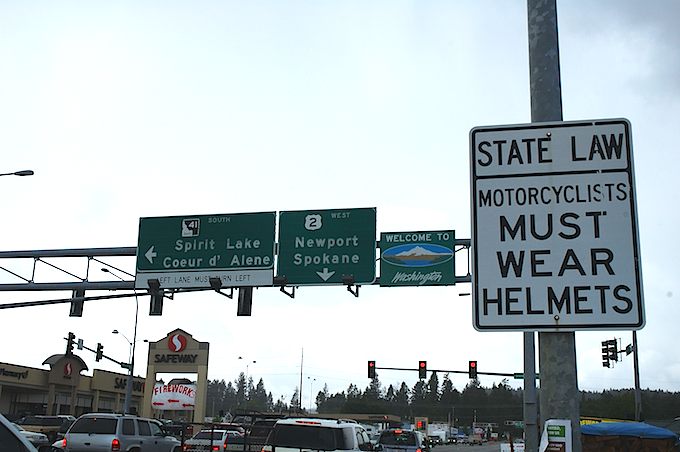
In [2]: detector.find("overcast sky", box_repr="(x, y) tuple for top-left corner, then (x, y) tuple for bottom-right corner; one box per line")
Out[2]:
(1, 0), (679, 411)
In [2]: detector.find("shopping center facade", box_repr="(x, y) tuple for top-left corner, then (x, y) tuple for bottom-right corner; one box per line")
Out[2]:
(0, 328), (207, 422)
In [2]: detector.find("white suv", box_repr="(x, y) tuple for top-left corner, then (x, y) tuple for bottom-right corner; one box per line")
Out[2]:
(262, 418), (374, 452)
(182, 429), (244, 452)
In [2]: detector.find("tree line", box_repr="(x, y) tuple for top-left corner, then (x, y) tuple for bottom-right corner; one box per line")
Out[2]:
(206, 371), (680, 426)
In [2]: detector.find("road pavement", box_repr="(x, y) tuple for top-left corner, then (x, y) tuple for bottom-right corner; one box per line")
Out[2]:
(431, 441), (506, 452)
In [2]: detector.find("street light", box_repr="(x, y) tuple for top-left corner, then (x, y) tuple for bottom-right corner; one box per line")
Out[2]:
(101, 267), (135, 280)
(106, 268), (139, 415)
(238, 356), (256, 382)
(307, 376), (316, 412)
(0, 170), (34, 177)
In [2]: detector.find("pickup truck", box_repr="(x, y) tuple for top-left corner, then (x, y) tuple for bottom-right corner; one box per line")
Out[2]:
(468, 434), (484, 445)
(14, 415), (75, 444)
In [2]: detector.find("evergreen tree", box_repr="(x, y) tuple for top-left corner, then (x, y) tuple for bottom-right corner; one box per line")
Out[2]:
(385, 385), (396, 405)
(411, 380), (427, 416)
(316, 384), (329, 410)
(224, 381), (237, 413)
(290, 387), (300, 411)
(426, 371), (440, 405)
(249, 378), (269, 411)
(395, 382), (410, 418)
(364, 376), (382, 400)
(460, 379), (485, 426)
(487, 379), (521, 425)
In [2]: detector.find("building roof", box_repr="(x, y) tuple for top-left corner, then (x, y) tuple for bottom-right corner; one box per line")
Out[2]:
(42, 354), (89, 371)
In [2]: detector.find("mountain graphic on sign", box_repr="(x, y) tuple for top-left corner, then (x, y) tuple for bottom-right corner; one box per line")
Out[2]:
(382, 244), (453, 267)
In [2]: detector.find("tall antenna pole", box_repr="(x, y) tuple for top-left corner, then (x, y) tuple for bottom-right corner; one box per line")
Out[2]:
(299, 347), (304, 412)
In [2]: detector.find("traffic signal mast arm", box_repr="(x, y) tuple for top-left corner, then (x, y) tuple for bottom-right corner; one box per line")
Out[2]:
(63, 336), (131, 369)
(372, 364), (517, 377)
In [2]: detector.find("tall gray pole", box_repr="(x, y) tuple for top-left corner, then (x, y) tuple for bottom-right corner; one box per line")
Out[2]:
(523, 332), (539, 452)
(633, 331), (642, 421)
(123, 294), (139, 414)
(527, 1), (582, 451)
(299, 348), (304, 412)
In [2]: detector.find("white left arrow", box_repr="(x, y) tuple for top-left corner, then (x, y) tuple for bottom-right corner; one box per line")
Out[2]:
(145, 246), (157, 264)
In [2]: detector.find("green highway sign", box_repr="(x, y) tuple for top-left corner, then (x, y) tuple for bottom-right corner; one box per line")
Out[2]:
(135, 212), (275, 289)
(277, 208), (377, 285)
(513, 373), (540, 379)
(380, 230), (455, 286)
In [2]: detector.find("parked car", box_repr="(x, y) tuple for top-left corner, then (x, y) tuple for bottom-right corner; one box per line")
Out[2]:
(62, 412), (181, 452)
(1, 413), (61, 451)
(182, 428), (244, 452)
(451, 433), (468, 444)
(262, 418), (374, 452)
(12, 423), (50, 449)
(377, 429), (427, 452)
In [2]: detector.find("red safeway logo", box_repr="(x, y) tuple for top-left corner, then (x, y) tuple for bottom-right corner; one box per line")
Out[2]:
(64, 362), (72, 377)
(168, 333), (187, 352)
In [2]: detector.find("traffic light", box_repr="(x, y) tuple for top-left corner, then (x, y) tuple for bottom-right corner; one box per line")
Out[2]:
(66, 332), (76, 355)
(69, 289), (85, 317)
(418, 360), (427, 379)
(148, 279), (164, 316)
(95, 343), (104, 361)
(368, 361), (376, 379)
(149, 292), (164, 315)
(608, 339), (619, 362)
(416, 420), (424, 430)
(601, 340), (610, 367)
(469, 360), (478, 379)
(237, 287), (253, 316)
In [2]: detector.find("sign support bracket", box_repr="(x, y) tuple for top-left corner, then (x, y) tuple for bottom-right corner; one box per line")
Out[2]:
(209, 277), (234, 299)
(342, 275), (360, 297)
(274, 276), (296, 299)
(279, 286), (296, 299)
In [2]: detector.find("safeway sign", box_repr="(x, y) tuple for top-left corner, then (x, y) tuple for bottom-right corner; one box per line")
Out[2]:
(470, 119), (644, 331)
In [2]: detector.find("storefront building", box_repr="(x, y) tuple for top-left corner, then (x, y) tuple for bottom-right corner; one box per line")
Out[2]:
(1, 356), (144, 418)
(1, 328), (207, 423)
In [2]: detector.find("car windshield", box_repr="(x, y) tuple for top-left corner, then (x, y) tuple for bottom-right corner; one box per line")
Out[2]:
(69, 417), (117, 434)
(270, 424), (346, 451)
(379, 431), (417, 446)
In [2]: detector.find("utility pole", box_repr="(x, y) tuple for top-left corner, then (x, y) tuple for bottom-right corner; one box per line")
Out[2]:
(633, 331), (642, 421)
(527, 1), (582, 451)
(523, 332), (538, 451)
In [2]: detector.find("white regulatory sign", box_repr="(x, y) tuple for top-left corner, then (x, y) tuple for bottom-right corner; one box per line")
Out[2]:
(470, 118), (644, 331)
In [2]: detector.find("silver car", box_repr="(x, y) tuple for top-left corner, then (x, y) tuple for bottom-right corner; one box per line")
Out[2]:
(1, 413), (62, 451)
(12, 424), (50, 449)
(63, 413), (181, 452)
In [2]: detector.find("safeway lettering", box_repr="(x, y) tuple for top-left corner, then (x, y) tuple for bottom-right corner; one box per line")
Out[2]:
(154, 354), (198, 363)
